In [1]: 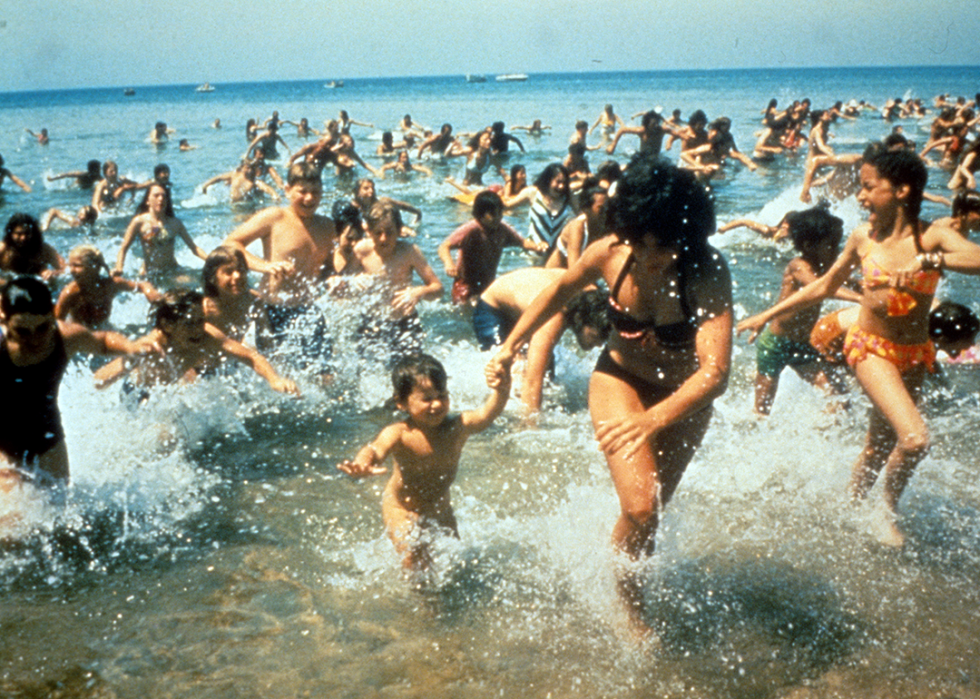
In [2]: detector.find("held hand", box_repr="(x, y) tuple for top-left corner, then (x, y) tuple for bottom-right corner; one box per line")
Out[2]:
(485, 352), (514, 389)
(735, 314), (767, 343)
(594, 412), (659, 460)
(337, 456), (387, 478)
(267, 260), (296, 280)
(485, 349), (515, 387)
(132, 335), (164, 357)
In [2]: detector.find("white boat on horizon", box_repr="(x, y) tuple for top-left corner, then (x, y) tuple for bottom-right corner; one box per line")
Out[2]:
(195, 82), (215, 92)
(324, 80), (345, 88)
(465, 74), (487, 83)
(495, 73), (528, 82)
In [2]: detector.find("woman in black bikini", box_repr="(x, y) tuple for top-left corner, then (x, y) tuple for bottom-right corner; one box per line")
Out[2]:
(488, 155), (732, 636)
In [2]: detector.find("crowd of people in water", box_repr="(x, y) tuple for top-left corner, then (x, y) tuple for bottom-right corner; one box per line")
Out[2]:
(3, 90), (980, 639)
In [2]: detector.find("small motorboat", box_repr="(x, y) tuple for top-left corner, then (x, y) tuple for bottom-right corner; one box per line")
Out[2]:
(495, 73), (528, 82)
(195, 82), (215, 92)
(123, 88), (135, 96)
(324, 80), (345, 89)
(465, 74), (487, 83)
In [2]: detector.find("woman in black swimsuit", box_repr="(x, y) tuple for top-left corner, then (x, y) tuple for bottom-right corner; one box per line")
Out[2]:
(0, 277), (156, 493)
(488, 155), (733, 636)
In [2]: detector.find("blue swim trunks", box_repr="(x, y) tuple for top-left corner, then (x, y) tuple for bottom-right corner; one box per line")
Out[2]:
(472, 299), (514, 351)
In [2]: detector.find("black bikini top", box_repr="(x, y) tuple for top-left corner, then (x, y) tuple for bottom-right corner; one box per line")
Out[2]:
(607, 253), (699, 350)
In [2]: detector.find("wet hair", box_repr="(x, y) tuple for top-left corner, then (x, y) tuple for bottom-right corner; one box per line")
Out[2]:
(689, 109), (707, 127)
(606, 154), (715, 252)
(391, 353), (447, 404)
(3, 213), (43, 256)
(575, 120), (589, 131)
(864, 147), (928, 221)
(202, 246), (248, 298)
(810, 110), (826, 126)
(155, 122), (167, 131)
(364, 201), (403, 233)
(78, 206), (99, 224)
(178, 139), (189, 147)
(595, 160), (622, 185)
(154, 163), (170, 178)
(472, 190), (503, 220)
(929, 302), (979, 345)
(86, 159), (102, 177)
(0, 153), (4, 167)
(331, 199), (364, 242)
(440, 123), (452, 135)
(509, 163), (526, 182)
(136, 183), (176, 217)
(710, 116), (732, 132)
(491, 121), (505, 133)
(533, 163), (571, 202)
(1, 275), (53, 317)
(641, 110), (662, 131)
(952, 189), (980, 218)
(68, 244), (111, 278)
(102, 160), (117, 176)
(339, 110), (350, 121)
(564, 289), (612, 348)
(787, 206), (844, 272)
(286, 161), (323, 188)
(381, 131), (393, 146)
(152, 289), (204, 331)
(882, 132), (910, 150)
(578, 179), (608, 209)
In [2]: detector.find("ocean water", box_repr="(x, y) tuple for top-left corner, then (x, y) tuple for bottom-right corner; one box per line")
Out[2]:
(1, 66), (980, 698)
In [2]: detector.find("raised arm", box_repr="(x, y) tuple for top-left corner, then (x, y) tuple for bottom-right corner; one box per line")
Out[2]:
(463, 356), (513, 434)
(207, 324), (300, 396)
(737, 231), (862, 341)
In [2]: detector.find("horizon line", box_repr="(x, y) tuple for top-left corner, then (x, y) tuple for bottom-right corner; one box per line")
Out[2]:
(3, 63), (977, 98)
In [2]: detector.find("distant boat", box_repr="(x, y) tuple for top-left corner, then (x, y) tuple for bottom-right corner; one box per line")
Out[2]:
(123, 88), (135, 96)
(324, 80), (345, 89)
(195, 82), (215, 93)
(465, 74), (487, 83)
(495, 73), (528, 82)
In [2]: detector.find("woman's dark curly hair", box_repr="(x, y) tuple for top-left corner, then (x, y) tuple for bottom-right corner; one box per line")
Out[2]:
(606, 154), (716, 254)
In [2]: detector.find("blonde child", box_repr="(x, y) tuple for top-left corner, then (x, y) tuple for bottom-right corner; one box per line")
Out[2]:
(338, 353), (511, 572)
(55, 245), (161, 328)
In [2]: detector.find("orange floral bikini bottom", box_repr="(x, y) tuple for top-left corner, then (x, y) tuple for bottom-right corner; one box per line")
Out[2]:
(843, 325), (935, 374)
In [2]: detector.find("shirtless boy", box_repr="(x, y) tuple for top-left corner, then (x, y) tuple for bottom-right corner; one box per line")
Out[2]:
(353, 202), (443, 359)
(222, 162), (337, 353)
(338, 352), (511, 572)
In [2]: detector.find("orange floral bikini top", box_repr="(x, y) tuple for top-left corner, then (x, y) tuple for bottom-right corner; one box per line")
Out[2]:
(861, 243), (941, 316)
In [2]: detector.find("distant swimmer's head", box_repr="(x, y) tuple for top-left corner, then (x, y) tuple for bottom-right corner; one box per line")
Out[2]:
(103, 160), (118, 177)
(575, 120), (589, 132)
(607, 154), (715, 258)
(339, 110), (350, 121)
(4, 212), (43, 254)
(440, 123), (452, 136)
(565, 289), (612, 350)
(492, 121), (505, 134)
(202, 246), (249, 298)
(641, 111), (662, 133)
(381, 131), (393, 146)
(1, 275), (54, 320)
(155, 122), (167, 133)
(154, 163), (171, 182)
(689, 109), (707, 128)
(709, 116), (732, 133)
(930, 301), (980, 358)
(509, 163), (526, 186)
(951, 190), (980, 226)
(86, 160), (102, 177)
(77, 205), (99, 225)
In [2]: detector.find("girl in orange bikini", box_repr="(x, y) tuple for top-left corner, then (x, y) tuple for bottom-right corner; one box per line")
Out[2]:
(738, 145), (980, 547)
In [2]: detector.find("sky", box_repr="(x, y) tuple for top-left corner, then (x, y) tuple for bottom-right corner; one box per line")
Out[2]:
(2, 0), (978, 93)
